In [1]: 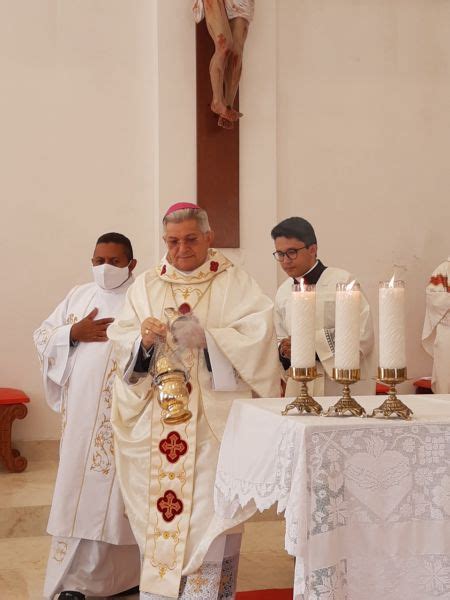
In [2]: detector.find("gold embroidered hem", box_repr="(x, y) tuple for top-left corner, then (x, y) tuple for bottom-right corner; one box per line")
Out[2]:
(141, 533), (241, 600)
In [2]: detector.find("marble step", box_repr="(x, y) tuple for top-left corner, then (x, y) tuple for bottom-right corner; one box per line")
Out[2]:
(1, 440), (281, 540)
(0, 535), (51, 600)
(0, 500), (282, 540)
(13, 440), (60, 462)
(0, 457), (57, 538)
(0, 522), (293, 599)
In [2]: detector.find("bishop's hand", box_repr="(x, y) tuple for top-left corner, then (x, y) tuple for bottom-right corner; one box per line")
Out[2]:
(141, 317), (167, 350)
(279, 337), (291, 359)
(70, 308), (114, 343)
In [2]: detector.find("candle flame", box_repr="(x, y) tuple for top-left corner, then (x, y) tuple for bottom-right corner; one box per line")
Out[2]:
(388, 274), (395, 288)
(346, 280), (356, 291)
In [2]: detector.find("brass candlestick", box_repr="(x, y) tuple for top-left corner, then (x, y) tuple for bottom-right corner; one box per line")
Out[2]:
(154, 356), (192, 425)
(281, 367), (323, 416)
(372, 367), (412, 420)
(325, 368), (366, 417)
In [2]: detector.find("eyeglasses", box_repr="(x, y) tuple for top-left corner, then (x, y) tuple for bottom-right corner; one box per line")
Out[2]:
(166, 235), (202, 250)
(272, 247), (307, 262)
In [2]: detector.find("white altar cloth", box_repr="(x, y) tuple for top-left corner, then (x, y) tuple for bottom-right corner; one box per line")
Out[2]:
(214, 395), (450, 599)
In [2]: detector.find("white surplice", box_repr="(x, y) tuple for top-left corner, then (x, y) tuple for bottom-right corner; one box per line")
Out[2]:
(108, 249), (281, 599)
(139, 533), (242, 600)
(34, 278), (140, 598)
(274, 267), (375, 396)
(422, 258), (450, 393)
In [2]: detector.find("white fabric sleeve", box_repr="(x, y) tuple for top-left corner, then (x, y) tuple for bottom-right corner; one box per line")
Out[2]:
(274, 290), (290, 344)
(205, 331), (239, 392)
(43, 324), (76, 386)
(123, 337), (152, 384)
(34, 290), (81, 412)
(423, 289), (450, 356)
(316, 328), (335, 363)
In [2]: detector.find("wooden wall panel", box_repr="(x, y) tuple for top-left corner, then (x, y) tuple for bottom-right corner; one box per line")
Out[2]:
(196, 21), (240, 248)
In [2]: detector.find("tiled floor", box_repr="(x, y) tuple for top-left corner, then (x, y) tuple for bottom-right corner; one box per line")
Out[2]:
(0, 442), (294, 599)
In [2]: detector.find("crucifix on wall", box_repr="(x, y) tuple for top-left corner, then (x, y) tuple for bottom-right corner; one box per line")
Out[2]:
(194, 0), (254, 248)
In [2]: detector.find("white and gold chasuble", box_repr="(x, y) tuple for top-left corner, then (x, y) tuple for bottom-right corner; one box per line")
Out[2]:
(109, 250), (280, 598)
(33, 279), (137, 546)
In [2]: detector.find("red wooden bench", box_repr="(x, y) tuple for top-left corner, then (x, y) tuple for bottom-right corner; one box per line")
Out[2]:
(376, 382), (389, 394)
(413, 377), (433, 394)
(0, 388), (29, 472)
(377, 378), (433, 395)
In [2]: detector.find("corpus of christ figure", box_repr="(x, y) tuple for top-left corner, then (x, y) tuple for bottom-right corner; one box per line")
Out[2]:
(193, 0), (254, 129)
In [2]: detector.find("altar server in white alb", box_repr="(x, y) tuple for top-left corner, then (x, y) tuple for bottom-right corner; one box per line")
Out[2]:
(108, 203), (280, 600)
(422, 257), (450, 393)
(271, 217), (375, 396)
(34, 233), (140, 600)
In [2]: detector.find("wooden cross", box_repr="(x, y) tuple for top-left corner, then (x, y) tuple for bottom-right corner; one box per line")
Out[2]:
(196, 20), (240, 248)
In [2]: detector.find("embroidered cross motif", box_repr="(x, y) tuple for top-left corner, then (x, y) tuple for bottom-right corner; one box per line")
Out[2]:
(157, 490), (183, 522)
(159, 431), (188, 464)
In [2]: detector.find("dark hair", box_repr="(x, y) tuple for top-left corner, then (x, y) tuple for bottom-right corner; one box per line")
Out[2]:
(95, 232), (134, 260)
(271, 217), (317, 246)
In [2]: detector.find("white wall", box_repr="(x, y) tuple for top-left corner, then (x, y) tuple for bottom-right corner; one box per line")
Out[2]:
(0, 1), (158, 440)
(276, 0), (450, 386)
(1, 1), (448, 440)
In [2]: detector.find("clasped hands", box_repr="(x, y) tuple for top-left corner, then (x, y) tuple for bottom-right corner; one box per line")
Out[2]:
(141, 316), (206, 351)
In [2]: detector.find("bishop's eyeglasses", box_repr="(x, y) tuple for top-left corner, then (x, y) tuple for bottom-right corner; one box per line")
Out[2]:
(272, 246), (308, 262)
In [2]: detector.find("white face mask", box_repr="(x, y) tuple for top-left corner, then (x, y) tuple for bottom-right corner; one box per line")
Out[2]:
(92, 263), (130, 290)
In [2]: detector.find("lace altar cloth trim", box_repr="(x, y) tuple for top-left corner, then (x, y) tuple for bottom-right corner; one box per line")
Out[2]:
(214, 419), (298, 517)
(294, 553), (450, 600)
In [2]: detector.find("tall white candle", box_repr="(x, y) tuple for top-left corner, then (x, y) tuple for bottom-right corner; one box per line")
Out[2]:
(335, 282), (361, 370)
(291, 282), (316, 368)
(379, 279), (406, 369)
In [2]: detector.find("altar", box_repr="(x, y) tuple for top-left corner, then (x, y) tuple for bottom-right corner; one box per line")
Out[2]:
(214, 395), (450, 599)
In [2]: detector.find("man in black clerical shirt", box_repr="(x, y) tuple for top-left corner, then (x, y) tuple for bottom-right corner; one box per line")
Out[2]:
(271, 217), (375, 395)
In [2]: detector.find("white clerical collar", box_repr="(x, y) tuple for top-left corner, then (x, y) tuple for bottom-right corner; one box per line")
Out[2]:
(177, 269), (194, 275)
(293, 260), (319, 282)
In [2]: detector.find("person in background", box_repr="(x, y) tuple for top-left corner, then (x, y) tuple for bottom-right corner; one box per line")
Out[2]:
(271, 216), (375, 397)
(422, 256), (450, 393)
(34, 232), (140, 600)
